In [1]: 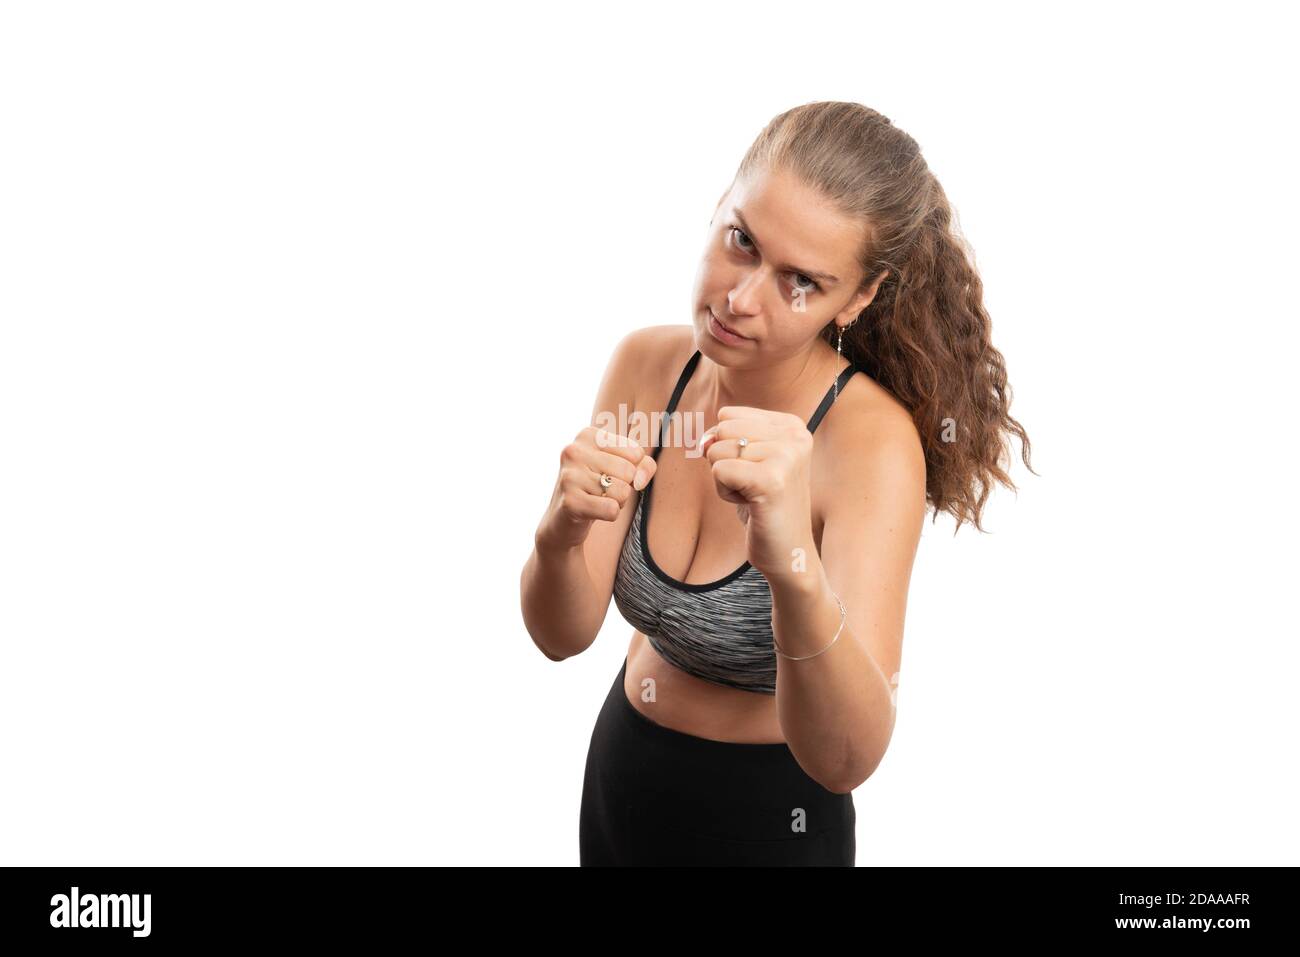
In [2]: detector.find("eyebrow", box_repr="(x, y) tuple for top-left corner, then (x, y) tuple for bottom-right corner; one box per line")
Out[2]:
(733, 208), (841, 285)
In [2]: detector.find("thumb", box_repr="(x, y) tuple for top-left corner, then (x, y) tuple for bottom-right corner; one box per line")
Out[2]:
(710, 457), (754, 505)
(633, 451), (658, 491)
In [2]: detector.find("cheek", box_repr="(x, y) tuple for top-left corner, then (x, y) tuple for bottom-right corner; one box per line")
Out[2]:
(695, 254), (735, 295)
(768, 313), (829, 349)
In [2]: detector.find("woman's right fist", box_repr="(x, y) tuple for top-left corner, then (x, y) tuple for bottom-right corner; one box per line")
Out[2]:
(536, 426), (658, 550)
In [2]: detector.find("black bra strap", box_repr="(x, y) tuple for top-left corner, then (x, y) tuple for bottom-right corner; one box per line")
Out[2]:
(655, 349), (703, 457)
(655, 349), (854, 452)
(807, 363), (860, 434)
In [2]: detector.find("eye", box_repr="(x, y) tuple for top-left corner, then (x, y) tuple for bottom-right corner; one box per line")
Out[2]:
(729, 225), (755, 252)
(790, 273), (821, 294)
(728, 227), (821, 294)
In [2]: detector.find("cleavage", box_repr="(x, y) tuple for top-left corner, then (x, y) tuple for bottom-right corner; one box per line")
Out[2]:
(646, 439), (750, 585)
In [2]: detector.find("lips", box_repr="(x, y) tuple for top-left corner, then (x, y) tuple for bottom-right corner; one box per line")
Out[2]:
(710, 309), (751, 340)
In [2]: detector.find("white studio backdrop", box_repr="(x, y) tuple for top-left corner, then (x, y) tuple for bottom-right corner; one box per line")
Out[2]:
(1, 1), (1295, 865)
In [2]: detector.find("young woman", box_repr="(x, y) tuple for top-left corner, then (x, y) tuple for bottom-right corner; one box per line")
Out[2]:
(520, 101), (1033, 866)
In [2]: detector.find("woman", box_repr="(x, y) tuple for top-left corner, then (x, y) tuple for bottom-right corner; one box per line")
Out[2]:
(520, 101), (1033, 866)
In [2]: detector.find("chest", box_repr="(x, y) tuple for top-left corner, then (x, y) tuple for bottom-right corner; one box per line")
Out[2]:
(642, 445), (828, 588)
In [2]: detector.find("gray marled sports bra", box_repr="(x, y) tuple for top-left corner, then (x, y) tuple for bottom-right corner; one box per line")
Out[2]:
(612, 348), (861, 695)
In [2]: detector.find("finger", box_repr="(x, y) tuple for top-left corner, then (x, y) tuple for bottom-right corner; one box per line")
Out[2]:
(589, 428), (657, 490)
(565, 488), (622, 523)
(589, 427), (647, 465)
(710, 457), (761, 502)
(705, 437), (771, 464)
(584, 450), (638, 488)
(698, 429), (719, 456)
(585, 468), (632, 505)
(702, 417), (777, 447)
(714, 479), (747, 507)
(634, 453), (657, 491)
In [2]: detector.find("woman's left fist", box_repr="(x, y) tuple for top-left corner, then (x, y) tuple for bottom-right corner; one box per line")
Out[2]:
(699, 406), (815, 580)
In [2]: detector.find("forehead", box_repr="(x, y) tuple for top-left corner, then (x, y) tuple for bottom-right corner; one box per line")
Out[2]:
(726, 168), (864, 274)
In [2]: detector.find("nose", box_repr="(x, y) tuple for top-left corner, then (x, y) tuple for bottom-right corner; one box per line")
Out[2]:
(727, 265), (766, 317)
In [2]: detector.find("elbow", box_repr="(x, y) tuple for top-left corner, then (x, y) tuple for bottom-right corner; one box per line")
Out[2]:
(824, 748), (889, 795)
(828, 715), (897, 793)
(826, 772), (869, 795)
(823, 766), (874, 795)
(521, 613), (582, 662)
(520, 567), (567, 662)
(821, 771), (863, 795)
(523, 622), (573, 662)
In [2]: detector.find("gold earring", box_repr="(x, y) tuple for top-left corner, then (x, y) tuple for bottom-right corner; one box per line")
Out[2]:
(834, 321), (858, 400)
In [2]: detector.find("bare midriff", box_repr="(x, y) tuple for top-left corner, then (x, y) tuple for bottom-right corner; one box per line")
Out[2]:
(622, 630), (787, 744)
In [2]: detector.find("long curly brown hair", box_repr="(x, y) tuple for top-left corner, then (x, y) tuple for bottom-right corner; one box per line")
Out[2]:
(735, 101), (1035, 533)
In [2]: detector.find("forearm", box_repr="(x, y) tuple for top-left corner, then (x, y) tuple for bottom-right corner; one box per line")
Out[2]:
(520, 535), (605, 661)
(769, 559), (895, 794)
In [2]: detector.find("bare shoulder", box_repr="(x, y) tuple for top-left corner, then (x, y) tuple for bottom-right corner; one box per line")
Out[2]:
(818, 369), (927, 510)
(606, 324), (696, 412)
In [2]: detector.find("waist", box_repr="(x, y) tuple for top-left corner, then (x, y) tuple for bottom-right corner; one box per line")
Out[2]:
(597, 651), (856, 840)
(624, 631), (786, 744)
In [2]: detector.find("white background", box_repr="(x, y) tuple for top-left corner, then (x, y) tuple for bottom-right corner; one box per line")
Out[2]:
(2, 1), (1295, 866)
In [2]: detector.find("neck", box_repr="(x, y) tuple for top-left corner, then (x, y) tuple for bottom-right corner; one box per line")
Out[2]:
(701, 340), (848, 422)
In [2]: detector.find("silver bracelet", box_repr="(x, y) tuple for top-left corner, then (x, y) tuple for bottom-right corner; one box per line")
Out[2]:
(773, 589), (846, 661)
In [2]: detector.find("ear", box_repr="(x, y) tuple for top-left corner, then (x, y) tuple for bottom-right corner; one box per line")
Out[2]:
(842, 268), (889, 318)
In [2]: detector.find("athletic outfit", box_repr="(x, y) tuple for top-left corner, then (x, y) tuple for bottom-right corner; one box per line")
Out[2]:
(579, 348), (863, 866)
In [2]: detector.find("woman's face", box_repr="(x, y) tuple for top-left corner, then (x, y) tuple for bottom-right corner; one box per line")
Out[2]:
(690, 166), (883, 364)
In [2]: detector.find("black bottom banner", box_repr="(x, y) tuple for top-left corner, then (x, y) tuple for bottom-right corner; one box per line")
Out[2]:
(0, 865), (1287, 946)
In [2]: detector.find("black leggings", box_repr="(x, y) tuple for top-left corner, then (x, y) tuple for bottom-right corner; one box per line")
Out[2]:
(579, 656), (856, 866)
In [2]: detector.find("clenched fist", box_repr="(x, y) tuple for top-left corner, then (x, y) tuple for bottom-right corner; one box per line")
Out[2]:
(534, 426), (658, 551)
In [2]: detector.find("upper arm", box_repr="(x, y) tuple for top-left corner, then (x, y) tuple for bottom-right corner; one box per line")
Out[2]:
(579, 327), (664, 610)
(817, 408), (928, 718)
